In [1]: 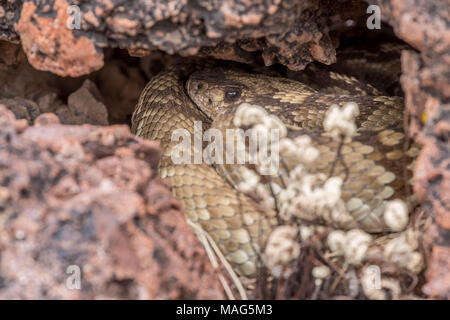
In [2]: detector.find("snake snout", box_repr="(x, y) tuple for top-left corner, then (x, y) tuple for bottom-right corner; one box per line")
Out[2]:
(186, 76), (208, 100)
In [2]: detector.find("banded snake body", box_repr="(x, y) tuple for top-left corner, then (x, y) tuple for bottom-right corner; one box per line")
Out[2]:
(132, 46), (417, 277)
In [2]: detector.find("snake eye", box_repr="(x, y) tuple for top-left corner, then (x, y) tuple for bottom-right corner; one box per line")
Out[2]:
(224, 87), (241, 102)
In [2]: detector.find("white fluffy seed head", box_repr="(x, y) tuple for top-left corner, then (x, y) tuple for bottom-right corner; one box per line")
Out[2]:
(299, 225), (314, 241)
(279, 135), (319, 164)
(323, 177), (343, 206)
(293, 135), (319, 163)
(294, 135), (312, 146)
(312, 265), (331, 279)
(384, 233), (424, 273)
(237, 167), (260, 193)
(323, 102), (360, 140)
(342, 102), (360, 118)
(407, 252), (424, 274)
(264, 225), (300, 277)
(384, 199), (409, 232)
(327, 230), (346, 254)
(279, 138), (297, 158)
(255, 184), (274, 211)
(330, 203), (354, 226)
(233, 103), (287, 140)
(344, 229), (372, 265)
(303, 146), (320, 163)
(233, 103), (267, 127)
(288, 164), (305, 181)
(361, 266), (402, 300)
(264, 115), (287, 138)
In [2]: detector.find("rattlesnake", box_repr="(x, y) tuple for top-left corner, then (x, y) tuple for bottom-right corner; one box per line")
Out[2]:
(131, 48), (417, 277)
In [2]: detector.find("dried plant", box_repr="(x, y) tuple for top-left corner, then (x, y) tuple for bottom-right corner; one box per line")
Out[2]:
(230, 102), (427, 300)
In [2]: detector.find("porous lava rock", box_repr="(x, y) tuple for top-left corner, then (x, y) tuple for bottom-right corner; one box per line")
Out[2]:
(0, 105), (224, 299)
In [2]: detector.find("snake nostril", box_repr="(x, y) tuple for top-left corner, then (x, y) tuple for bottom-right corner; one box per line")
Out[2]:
(196, 83), (203, 91)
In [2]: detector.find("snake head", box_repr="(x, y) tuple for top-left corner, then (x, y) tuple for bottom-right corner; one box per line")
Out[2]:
(186, 69), (248, 118)
(186, 68), (316, 118)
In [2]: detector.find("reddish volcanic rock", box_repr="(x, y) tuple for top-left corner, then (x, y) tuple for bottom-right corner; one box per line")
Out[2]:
(0, 105), (224, 299)
(374, 0), (450, 299)
(5, 0), (373, 75)
(15, 0), (104, 77)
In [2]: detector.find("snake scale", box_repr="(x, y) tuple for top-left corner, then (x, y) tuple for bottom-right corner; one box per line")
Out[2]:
(132, 44), (418, 277)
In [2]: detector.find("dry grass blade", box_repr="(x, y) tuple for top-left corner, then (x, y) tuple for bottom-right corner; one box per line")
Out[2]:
(187, 219), (248, 300)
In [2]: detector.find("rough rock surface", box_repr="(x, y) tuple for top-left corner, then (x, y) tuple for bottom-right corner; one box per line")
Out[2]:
(2, 0), (372, 76)
(370, 0), (450, 298)
(0, 40), (23, 66)
(91, 58), (147, 124)
(0, 0), (21, 42)
(0, 53), (147, 126)
(15, 0), (104, 77)
(63, 79), (109, 125)
(423, 224), (450, 299)
(0, 105), (224, 299)
(0, 79), (109, 126)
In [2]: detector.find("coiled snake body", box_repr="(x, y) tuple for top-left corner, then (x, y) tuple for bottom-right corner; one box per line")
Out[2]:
(132, 54), (417, 277)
